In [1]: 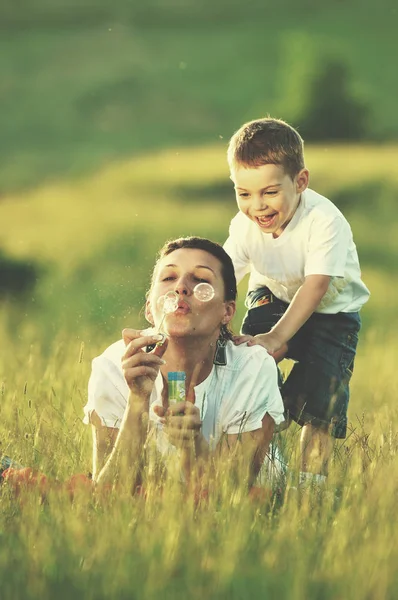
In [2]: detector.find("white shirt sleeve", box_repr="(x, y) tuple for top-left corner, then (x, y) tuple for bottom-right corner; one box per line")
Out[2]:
(83, 355), (129, 428)
(223, 216), (252, 284)
(219, 347), (285, 435)
(305, 214), (351, 277)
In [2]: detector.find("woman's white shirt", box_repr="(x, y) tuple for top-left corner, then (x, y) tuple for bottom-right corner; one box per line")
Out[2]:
(84, 339), (284, 453)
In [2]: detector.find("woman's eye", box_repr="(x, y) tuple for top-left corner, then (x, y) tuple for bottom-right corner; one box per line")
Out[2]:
(162, 276), (176, 282)
(194, 277), (209, 283)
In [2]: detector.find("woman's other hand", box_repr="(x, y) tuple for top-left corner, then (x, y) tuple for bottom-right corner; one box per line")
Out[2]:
(154, 400), (202, 449)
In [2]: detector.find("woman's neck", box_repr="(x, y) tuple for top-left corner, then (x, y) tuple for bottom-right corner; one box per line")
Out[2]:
(160, 334), (219, 389)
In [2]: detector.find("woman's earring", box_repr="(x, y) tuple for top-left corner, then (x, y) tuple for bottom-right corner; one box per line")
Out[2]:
(213, 338), (227, 366)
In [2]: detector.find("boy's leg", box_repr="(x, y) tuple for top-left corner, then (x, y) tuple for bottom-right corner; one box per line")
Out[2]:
(281, 311), (361, 485)
(300, 423), (335, 477)
(242, 292), (361, 484)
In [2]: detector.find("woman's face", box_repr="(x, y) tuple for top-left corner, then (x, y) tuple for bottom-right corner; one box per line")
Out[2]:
(147, 248), (235, 340)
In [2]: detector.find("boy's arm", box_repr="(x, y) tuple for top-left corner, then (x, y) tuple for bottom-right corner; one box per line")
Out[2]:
(246, 274), (331, 355)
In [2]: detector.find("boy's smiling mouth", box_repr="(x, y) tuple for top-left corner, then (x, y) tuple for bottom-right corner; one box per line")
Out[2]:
(255, 213), (278, 228)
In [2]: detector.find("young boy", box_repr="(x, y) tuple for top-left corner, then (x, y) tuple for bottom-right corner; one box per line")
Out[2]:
(224, 117), (370, 488)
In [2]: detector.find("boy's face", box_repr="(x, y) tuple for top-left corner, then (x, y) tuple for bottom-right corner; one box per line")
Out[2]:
(230, 163), (309, 238)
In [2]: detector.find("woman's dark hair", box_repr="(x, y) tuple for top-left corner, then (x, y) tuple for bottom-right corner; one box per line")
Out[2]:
(150, 237), (237, 340)
(154, 236), (237, 301)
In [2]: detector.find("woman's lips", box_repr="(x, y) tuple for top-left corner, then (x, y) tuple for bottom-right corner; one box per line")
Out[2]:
(174, 301), (190, 314)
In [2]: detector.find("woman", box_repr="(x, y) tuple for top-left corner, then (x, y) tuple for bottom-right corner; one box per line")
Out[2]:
(84, 237), (284, 492)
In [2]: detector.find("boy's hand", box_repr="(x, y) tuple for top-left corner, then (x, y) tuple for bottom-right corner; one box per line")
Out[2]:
(232, 334), (254, 345)
(247, 331), (287, 356)
(233, 333), (288, 362)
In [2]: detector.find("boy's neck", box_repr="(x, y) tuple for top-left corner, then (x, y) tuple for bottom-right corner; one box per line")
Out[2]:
(273, 192), (303, 239)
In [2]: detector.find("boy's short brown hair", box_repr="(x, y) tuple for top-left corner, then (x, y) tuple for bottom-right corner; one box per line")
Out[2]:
(227, 117), (305, 180)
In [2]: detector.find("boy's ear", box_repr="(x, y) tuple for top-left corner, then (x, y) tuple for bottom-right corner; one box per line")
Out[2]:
(145, 300), (155, 325)
(221, 301), (236, 326)
(296, 168), (309, 193)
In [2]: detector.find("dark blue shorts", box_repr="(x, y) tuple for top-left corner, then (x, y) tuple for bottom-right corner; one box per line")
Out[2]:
(241, 287), (361, 438)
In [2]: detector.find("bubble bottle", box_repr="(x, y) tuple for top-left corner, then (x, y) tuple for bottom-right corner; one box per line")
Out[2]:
(167, 371), (186, 405)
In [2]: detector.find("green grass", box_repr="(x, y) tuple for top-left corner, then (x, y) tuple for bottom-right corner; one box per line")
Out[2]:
(1, 327), (398, 599)
(1, 141), (398, 598)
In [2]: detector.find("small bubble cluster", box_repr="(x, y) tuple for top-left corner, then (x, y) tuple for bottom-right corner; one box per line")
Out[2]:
(157, 284), (214, 318)
(158, 291), (179, 314)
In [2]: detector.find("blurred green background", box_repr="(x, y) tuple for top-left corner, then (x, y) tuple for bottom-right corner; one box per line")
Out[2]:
(0, 0), (397, 348)
(1, 0), (397, 190)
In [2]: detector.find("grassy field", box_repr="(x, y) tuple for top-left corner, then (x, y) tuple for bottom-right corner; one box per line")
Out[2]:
(1, 142), (398, 598)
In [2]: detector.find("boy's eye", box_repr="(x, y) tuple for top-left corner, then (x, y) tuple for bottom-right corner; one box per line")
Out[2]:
(264, 190), (277, 196)
(238, 192), (250, 198)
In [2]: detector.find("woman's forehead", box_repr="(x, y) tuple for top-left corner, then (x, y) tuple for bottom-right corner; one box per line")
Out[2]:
(157, 247), (222, 274)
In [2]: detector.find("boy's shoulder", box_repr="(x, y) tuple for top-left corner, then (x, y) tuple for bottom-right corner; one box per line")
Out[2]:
(228, 209), (255, 238)
(302, 188), (346, 222)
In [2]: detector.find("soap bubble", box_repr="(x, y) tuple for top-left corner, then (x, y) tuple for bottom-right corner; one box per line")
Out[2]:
(158, 291), (179, 314)
(164, 291), (179, 313)
(193, 282), (215, 302)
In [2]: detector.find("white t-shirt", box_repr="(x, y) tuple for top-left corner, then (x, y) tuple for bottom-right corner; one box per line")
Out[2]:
(224, 188), (370, 314)
(83, 339), (284, 454)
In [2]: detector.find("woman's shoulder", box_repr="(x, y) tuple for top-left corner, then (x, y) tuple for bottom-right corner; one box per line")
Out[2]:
(223, 339), (275, 372)
(88, 339), (129, 404)
(93, 339), (125, 368)
(214, 341), (284, 433)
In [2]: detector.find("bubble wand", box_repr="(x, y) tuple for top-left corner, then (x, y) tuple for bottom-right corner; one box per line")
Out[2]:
(155, 291), (179, 344)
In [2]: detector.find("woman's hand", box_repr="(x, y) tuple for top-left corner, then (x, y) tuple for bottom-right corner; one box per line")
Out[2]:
(165, 402), (202, 448)
(122, 328), (168, 400)
(154, 393), (209, 486)
(153, 399), (203, 450)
